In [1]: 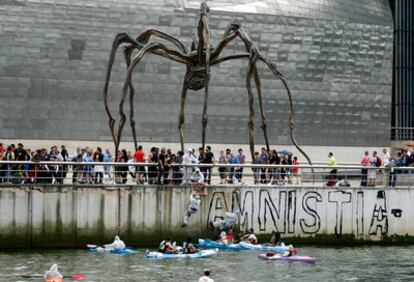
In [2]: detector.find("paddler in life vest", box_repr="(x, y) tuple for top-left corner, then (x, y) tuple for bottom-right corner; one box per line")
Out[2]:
(282, 245), (297, 257)
(269, 231), (283, 246)
(104, 235), (126, 251)
(241, 228), (258, 244)
(158, 237), (178, 254)
(44, 264), (63, 282)
(226, 229), (235, 244)
(182, 237), (199, 254)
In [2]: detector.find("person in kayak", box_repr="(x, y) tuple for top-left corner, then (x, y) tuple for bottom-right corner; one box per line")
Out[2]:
(183, 237), (199, 254)
(104, 235), (126, 251)
(158, 237), (178, 254)
(241, 228), (258, 244)
(282, 245), (298, 257)
(226, 229), (235, 244)
(269, 231), (282, 246)
(44, 264), (63, 282)
(199, 269), (214, 282)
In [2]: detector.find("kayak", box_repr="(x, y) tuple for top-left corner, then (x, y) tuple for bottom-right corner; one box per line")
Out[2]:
(195, 239), (246, 251)
(258, 253), (317, 263)
(89, 247), (138, 254)
(146, 248), (218, 259)
(239, 242), (292, 253)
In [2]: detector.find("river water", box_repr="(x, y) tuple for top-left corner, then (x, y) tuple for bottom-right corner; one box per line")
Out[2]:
(1, 246), (413, 281)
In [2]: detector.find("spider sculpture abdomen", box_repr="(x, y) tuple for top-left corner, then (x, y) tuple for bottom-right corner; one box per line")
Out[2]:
(184, 69), (208, 91)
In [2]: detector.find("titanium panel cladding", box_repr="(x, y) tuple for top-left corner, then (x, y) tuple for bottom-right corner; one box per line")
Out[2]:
(0, 0), (393, 146)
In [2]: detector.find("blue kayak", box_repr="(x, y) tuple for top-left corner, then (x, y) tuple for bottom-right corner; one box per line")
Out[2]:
(239, 242), (291, 253)
(146, 248), (218, 259)
(89, 247), (138, 254)
(195, 239), (246, 251)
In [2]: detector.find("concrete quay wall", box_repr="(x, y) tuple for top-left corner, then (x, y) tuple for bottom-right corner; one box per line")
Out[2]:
(0, 185), (410, 249)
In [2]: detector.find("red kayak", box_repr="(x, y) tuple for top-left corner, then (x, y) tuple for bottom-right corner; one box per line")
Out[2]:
(258, 252), (317, 263)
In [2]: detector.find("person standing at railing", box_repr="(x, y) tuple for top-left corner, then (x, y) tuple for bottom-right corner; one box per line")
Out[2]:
(82, 150), (94, 184)
(173, 151), (184, 185)
(292, 156), (300, 185)
(182, 148), (196, 184)
(93, 147), (104, 184)
(235, 148), (245, 184)
(2, 146), (14, 184)
(218, 150), (227, 184)
(103, 148), (112, 178)
(198, 147), (206, 183)
(0, 143), (4, 183)
(268, 149), (278, 185)
(387, 155), (397, 187)
(147, 147), (158, 185)
(326, 152), (337, 187)
(382, 148), (390, 186)
(15, 143), (28, 184)
(204, 146), (214, 185)
(158, 148), (167, 185)
(368, 151), (381, 187)
(60, 145), (69, 180)
(259, 147), (269, 184)
(252, 151), (261, 184)
(360, 151), (370, 187)
(133, 145), (146, 184)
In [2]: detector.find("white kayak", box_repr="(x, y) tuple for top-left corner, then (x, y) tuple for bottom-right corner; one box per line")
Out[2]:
(146, 248), (218, 259)
(239, 242), (292, 253)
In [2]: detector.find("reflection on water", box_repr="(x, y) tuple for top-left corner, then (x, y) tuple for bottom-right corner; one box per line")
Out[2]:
(1, 246), (413, 281)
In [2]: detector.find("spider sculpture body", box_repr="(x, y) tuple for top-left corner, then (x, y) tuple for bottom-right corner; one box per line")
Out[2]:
(103, 2), (312, 166)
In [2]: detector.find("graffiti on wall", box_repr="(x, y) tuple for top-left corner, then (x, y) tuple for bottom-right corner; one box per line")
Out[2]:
(207, 189), (401, 237)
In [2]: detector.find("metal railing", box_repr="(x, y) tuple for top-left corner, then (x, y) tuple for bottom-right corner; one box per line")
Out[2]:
(0, 160), (413, 188)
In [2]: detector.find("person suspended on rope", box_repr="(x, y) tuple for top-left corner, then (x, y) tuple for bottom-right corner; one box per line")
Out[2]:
(191, 168), (205, 184)
(44, 264), (63, 282)
(104, 235), (126, 251)
(212, 212), (238, 230)
(181, 194), (201, 227)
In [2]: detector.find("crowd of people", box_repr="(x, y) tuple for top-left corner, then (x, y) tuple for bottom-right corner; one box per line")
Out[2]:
(0, 142), (413, 187)
(0, 142), (301, 185)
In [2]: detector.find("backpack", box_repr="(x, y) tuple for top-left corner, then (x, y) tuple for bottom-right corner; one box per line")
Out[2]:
(375, 156), (382, 167)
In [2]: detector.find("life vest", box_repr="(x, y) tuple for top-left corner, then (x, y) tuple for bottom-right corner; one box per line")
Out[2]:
(288, 249), (297, 256)
(226, 234), (234, 242)
(183, 241), (190, 253)
(158, 240), (169, 253)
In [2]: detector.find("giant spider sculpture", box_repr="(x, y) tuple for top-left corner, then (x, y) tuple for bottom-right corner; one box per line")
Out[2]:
(103, 1), (312, 166)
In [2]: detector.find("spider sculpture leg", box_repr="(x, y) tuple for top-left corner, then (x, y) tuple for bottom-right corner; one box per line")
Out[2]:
(210, 25), (313, 167)
(179, 76), (189, 153)
(104, 32), (191, 156)
(114, 42), (189, 155)
(122, 46), (138, 152)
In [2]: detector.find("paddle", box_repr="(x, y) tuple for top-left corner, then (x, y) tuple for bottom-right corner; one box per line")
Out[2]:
(20, 274), (86, 280)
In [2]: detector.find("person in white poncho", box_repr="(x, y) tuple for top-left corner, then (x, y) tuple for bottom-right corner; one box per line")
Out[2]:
(44, 264), (63, 281)
(199, 269), (214, 282)
(181, 194), (201, 227)
(103, 235), (126, 251)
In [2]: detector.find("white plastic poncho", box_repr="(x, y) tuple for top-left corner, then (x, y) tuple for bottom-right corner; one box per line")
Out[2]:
(44, 264), (63, 279)
(181, 195), (201, 226)
(212, 212), (238, 230)
(104, 235), (126, 250)
(191, 169), (205, 183)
